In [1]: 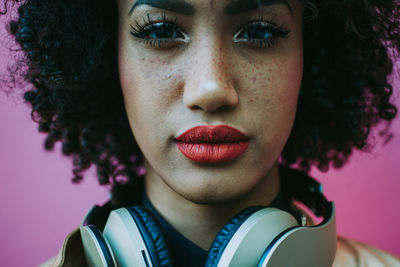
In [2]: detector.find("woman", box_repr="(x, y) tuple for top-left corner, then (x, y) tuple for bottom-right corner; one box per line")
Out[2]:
(2, 0), (400, 266)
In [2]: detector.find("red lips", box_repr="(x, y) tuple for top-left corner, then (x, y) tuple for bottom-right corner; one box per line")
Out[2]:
(174, 125), (250, 163)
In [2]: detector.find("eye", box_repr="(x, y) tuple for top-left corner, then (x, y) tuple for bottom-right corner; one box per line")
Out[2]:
(130, 14), (189, 48)
(234, 20), (291, 49)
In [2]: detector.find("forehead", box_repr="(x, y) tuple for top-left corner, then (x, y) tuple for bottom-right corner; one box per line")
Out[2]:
(126, 0), (299, 17)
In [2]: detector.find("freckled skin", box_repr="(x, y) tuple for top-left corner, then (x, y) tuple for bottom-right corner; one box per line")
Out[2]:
(209, 0), (215, 9)
(117, 0), (303, 249)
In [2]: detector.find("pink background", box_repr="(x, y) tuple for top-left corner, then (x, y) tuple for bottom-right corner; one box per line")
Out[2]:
(1, 14), (400, 267)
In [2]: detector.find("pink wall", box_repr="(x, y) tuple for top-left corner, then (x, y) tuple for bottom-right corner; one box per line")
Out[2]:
(1, 15), (400, 267)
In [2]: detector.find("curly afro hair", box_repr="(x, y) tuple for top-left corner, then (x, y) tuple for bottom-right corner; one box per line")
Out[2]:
(1, 0), (399, 205)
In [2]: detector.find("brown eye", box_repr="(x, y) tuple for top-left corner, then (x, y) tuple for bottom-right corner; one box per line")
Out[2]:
(236, 23), (274, 40)
(131, 22), (185, 40)
(130, 13), (189, 48)
(234, 21), (291, 48)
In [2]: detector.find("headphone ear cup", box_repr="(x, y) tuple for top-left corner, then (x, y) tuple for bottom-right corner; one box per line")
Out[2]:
(102, 206), (173, 267)
(205, 207), (299, 267)
(127, 206), (173, 267)
(80, 225), (117, 267)
(205, 206), (264, 267)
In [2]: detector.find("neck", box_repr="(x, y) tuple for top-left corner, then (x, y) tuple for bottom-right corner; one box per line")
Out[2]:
(144, 162), (281, 250)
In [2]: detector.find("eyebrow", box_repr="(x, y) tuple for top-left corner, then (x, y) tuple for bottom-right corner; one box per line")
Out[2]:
(225, 0), (293, 16)
(128, 0), (293, 16)
(129, 0), (196, 16)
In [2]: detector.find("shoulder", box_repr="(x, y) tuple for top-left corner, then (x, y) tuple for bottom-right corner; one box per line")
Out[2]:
(333, 236), (400, 267)
(38, 228), (87, 267)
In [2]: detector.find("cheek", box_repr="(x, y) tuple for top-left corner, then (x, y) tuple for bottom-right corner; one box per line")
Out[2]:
(118, 41), (162, 118)
(241, 58), (302, 114)
(235, 50), (303, 146)
(118, 37), (181, 113)
(118, 41), (160, 148)
(117, 39), (184, 160)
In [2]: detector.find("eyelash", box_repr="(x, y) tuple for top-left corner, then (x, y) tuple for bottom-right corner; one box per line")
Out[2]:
(234, 16), (291, 48)
(130, 13), (186, 48)
(130, 13), (291, 49)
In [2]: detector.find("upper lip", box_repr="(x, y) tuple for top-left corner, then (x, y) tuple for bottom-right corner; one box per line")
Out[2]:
(174, 125), (249, 143)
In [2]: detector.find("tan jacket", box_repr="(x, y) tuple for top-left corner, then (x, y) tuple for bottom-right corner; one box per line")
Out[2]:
(39, 227), (400, 267)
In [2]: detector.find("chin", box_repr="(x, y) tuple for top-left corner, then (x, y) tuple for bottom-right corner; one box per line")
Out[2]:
(175, 182), (251, 205)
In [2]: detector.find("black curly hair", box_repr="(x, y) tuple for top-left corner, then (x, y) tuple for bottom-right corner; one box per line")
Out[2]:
(1, 0), (399, 206)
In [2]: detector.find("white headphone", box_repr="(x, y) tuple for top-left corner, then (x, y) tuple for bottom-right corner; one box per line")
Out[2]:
(80, 166), (337, 266)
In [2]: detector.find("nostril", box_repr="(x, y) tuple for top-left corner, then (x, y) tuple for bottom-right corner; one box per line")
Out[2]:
(189, 105), (203, 111)
(215, 104), (235, 113)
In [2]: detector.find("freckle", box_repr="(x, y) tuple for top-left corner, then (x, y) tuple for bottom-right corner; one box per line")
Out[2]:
(150, 60), (154, 63)
(241, 63), (246, 68)
(210, 0), (215, 9)
(252, 77), (257, 82)
(142, 57), (145, 61)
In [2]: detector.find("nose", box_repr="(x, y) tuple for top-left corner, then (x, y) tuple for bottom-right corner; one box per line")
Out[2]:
(183, 37), (239, 113)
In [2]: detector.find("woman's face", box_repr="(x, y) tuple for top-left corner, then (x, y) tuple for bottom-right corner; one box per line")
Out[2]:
(117, 0), (303, 203)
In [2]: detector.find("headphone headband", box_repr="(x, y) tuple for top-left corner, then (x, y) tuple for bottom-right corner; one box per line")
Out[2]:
(279, 165), (332, 223)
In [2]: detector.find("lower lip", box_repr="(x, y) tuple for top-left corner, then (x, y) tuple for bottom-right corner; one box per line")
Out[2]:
(176, 141), (250, 163)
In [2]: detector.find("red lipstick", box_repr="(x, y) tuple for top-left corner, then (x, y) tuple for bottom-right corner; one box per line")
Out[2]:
(174, 125), (250, 163)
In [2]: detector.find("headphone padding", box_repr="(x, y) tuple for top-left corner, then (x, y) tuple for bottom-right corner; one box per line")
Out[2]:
(205, 206), (264, 267)
(128, 206), (173, 267)
(80, 225), (117, 267)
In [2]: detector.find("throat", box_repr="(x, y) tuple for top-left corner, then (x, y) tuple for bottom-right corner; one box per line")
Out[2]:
(143, 161), (282, 250)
